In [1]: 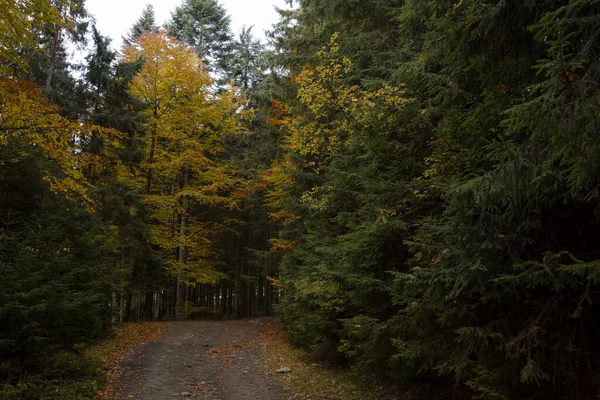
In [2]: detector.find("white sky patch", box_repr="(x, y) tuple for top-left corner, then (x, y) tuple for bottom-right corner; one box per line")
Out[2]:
(85, 0), (291, 50)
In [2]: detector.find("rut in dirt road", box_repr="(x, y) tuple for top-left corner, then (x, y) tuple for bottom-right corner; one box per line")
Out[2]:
(112, 317), (286, 400)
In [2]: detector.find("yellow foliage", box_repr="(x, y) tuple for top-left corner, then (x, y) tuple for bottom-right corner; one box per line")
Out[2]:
(260, 155), (298, 219)
(271, 32), (410, 159)
(262, 33), (411, 227)
(0, 0), (64, 74)
(266, 276), (281, 287)
(269, 238), (296, 252)
(122, 32), (245, 209)
(122, 32), (248, 285)
(267, 211), (300, 222)
(0, 79), (123, 205)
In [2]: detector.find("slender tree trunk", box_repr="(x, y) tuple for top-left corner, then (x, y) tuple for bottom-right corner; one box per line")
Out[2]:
(112, 291), (120, 323)
(208, 284), (214, 317)
(45, 28), (61, 92)
(145, 126), (156, 194)
(221, 284), (228, 317)
(144, 290), (154, 320)
(176, 209), (188, 319)
(235, 269), (241, 318)
(124, 290), (133, 322)
(258, 276), (264, 314)
(247, 280), (252, 317)
(265, 279), (272, 315)
(215, 283), (221, 316)
(137, 295), (143, 320)
(160, 290), (168, 320)
(227, 287), (233, 318)
(195, 283), (200, 308)
(171, 282), (178, 318)
(199, 284), (205, 310)
(155, 292), (161, 320)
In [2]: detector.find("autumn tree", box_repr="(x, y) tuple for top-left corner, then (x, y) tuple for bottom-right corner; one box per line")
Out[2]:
(0, 0), (63, 75)
(123, 32), (246, 318)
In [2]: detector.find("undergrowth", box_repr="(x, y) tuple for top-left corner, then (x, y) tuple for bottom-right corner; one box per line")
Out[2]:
(0, 322), (172, 400)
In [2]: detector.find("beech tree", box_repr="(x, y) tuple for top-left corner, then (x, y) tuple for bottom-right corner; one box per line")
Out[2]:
(123, 32), (246, 318)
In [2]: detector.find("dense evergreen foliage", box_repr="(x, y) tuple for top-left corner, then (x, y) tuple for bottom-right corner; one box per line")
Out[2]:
(264, 0), (600, 398)
(2, 0), (600, 398)
(166, 0), (234, 79)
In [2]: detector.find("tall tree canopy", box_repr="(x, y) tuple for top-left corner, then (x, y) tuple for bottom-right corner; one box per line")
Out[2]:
(125, 4), (158, 44)
(229, 27), (266, 91)
(166, 0), (234, 77)
(122, 32), (246, 318)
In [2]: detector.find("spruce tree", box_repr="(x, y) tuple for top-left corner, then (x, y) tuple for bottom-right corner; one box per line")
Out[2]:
(125, 4), (159, 44)
(166, 0), (234, 78)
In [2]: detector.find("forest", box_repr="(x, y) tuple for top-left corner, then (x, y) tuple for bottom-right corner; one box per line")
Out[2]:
(1, 0), (600, 398)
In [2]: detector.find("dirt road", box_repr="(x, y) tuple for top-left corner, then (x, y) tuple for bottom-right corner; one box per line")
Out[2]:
(112, 317), (286, 400)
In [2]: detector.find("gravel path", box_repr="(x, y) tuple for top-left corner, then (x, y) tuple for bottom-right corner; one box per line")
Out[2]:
(112, 317), (286, 400)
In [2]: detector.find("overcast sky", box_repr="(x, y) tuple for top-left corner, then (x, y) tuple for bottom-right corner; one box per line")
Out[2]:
(85, 0), (291, 49)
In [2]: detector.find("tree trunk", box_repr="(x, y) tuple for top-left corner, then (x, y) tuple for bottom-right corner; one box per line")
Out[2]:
(45, 28), (60, 92)
(222, 284), (228, 316)
(112, 291), (121, 323)
(155, 292), (161, 320)
(160, 290), (169, 320)
(247, 280), (252, 318)
(175, 210), (188, 319)
(208, 284), (214, 317)
(214, 284), (218, 317)
(266, 279), (271, 316)
(144, 290), (154, 321)
(258, 276), (264, 315)
(124, 290), (133, 322)
(145, 128), (156, 194)
(227, 287), (233, 318)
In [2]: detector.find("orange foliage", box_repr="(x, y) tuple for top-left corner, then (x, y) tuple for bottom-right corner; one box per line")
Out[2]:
(268, 211), (300, 222)
(0, 79), (122, 205)
(269, 238), (296, 252)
